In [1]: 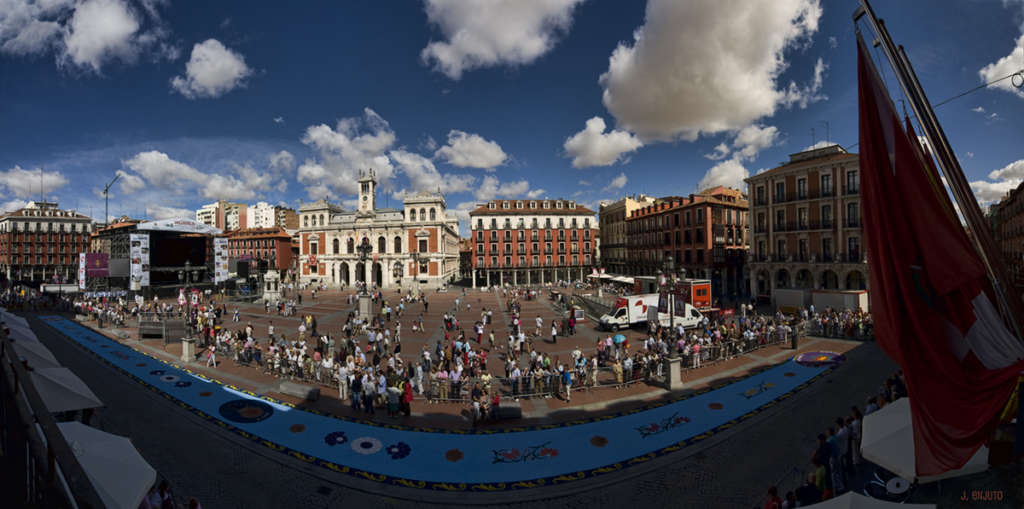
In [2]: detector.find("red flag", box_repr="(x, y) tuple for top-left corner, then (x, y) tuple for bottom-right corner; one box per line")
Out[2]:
(857, 35), (1024, 476)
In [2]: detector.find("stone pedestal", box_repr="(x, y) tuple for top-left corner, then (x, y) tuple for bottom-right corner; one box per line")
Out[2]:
(181, 338), (196, 363)
(664, 356), (684, 391)
(263, 270), (281, 303)
(357, 294), (373, 320)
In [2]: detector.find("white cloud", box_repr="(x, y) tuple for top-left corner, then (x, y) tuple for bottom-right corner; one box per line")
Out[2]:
(171, 39), (253, 99)
(802, 140), (839, 151)
(979, 34), (1024, 99)
(970, 178), (1021, 205)
(1, 19), (61, 55)
(698, 158), (749, 191)
(434, 130), (508, 169)
(61, 0), (143, 72)
(971, 106), (986, 113)
(474, 175), (530, 201)
(828, 36), (837, 49)
(578, 179), (591, 186)
(390, 149), (476, 195)
(268, 150), (295, 172)
(146, 203), (193, 220)
(967, 151), (975, 158)
(122, 150), (276, 202)
(704, 142), (730, 161)
(123, 150), (205, 188)
(526, 188), (546, 199)
(603, 172), (628, 192)
(420, 0), (584, 79)
(781, 57), (827, 108)
(273, 116), (284, 124)
(0, 165), (69, 198)
(563, 116), (643, 168)
(115, 169), (145, 193)
(599, 0), (823, 141)
(732, 124), (779, 161)
(451, 201), (478, 235)
(421, 135), (438, 152)
(298, 108), (397, 197)
(988, 159), (1024, 181)
(0, 199), (30, 213)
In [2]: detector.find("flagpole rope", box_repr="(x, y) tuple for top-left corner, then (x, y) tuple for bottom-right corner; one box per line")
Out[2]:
(933, 69), (1024, 108)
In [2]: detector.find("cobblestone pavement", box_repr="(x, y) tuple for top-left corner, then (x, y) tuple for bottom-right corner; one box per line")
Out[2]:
(29, 308), (923, 509)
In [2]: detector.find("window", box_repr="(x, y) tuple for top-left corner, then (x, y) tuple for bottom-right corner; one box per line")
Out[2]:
(757, 213), (766, 231)
(490, 243), (497, 253)
(504, 256), (511, 266)
(822, 238), (833, 261)
(477, 256), (484, 266)
(847, 202), (859, 227)
(303, 216), (308, 227)
(756, 186), (765, 205)
(775, 182), (785, 202)
(798, 208), (808, 228)
(430, 208), (436, 221)
(696, 228), (705, 243)
(775, 209), (785, 229)
(378, 236), (386, 253)
(419, 208), (426, 220)
(696, 249), (704, 263)
(684, 230), (692, 244)
(532, 242), (538, 252)
(310, 242), (318, 255)
(490, 256), (497, 266)
(532, 255), (538, 265)
(518, 242), (525, 252)
(846, 170), (859, 193)
(545, 255), (552, 265)
(504, 243), (511, 253)
(696, 209), (704, 224)
(530, 201), (537, 208)
(821, 174), (833, 196)
(584, 218), (590, 228)
(418, 239), (428, 253)
(798, 239), (808, 261)
(797, 178), (807, 199)
(394, 236), (402, 253)
(490, 218), (497, 229)
(776, 239), (786, 259)
(502, 201), (509, 209)
(411, 209), (417, 221)
(848, 237), (860, 261)
(476, 218), (483, 229)
(559, 255), (565, 264)
(333, 238), (340, 254)
(347, 238), (354, 253)
(757, 240), (766, 258)
(516, 201), (523, 209)
(684, 211), (691, 226)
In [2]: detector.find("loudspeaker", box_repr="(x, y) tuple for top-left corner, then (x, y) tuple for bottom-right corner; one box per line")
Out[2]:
(237, 261), (249, 279)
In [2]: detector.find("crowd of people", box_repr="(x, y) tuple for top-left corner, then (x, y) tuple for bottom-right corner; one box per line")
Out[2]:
(759, 371), (906, 508)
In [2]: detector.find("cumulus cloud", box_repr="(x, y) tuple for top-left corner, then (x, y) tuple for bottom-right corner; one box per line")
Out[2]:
(599, 0), (823, 142)
(122, 150), (276, 201)
(698, 158), (749, 191)
(390, 149), (476, 196)
(988, 159), (1024, 181)
(474, 175), (530, 201)
(732, 124), (780, 161)
(970, 178), (1021, 205)
(420, 0), (584, 79)
(123, 150), (204, 188)
(602, 172), (628, 192)
(0, 165), (69, 198)
(61, 0), (142, 72)
(0, 199), (30, 213)
(526, 188), (546, 199)
(298, 108), (396, 198)
(802, 140), (839, 151)
(115, 169), (146, 193)
(434, 130), (508, 169)
(979, 34), (1024, 99)
(171, 39), (252, 99)
(828, 36), (837, 49)
(146, 203), (193, 220)
(563, 116), (643, 168)
(704, 143), (730, 161)
(268, 150), (295, 172)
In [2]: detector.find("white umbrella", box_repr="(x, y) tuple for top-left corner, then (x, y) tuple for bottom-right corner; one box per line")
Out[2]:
(58, 422), (157, 509)
(30, 367), (104, 413)
(860, 397), (988, 483)
(12, 340), (61, 369)
(800, 492), (935, 508)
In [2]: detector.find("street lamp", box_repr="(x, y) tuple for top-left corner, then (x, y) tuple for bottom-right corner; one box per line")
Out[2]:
(662, 256), (677, 331)
(356, 237), (372, 295)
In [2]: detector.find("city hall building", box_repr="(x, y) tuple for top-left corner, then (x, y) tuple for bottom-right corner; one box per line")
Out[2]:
(297, 169), (459, 289)
(469, 198), (598, 287)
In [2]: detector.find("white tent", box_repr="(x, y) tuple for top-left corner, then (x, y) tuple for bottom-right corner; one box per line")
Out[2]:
(801, 492), (935, 508)
(861, 397), (989, 483)
(30, 367), (103, 413)
(58, 422), (157, 509)
(13, 340), (61, 369)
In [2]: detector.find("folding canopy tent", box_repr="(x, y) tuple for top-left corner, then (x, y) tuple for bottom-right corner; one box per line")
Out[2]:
(29, 367), (104, 414)
(58, 422), (157, 509)
(860, 397), (989, 483)
(801, 492), (935, 508)
(12, 340), (61, 370)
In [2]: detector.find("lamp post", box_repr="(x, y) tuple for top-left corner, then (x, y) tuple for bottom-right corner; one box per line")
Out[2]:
(356, 237), (372, 295)
(662, 256), (677, 332)
(410, 249), (420, 296)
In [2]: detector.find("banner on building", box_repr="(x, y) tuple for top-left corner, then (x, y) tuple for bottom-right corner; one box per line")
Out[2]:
(129, 233), (150, 287)
(213, 237), (229, 283)
(78, 253), (86, 291)
(85, 253), (109, 278)
(136, 218), (222, 235)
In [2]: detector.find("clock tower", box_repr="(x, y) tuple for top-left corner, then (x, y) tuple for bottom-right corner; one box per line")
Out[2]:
(357, 169), (376, 214)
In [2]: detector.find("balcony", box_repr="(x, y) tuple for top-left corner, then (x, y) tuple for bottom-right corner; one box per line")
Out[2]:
(797, 192), (808, 200)
(754, 198), (767, 207)
(846, 219), (861, 228)
(822, 219), (834, 229)
(774, 194), (787, 203)
(843, 185), (860, 196)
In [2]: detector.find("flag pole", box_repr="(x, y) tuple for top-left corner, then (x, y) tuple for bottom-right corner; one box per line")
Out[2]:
(854, 0), (1024, 342)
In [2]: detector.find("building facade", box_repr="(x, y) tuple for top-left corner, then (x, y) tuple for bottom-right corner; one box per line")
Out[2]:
(195, 200), (248, 231)
(745, 144), (868, 302)
(297, 170), (459, 289)
(599, 195), (655, 275)
(625, 187), (749, 301)
(469, 199), (598, 287)
(990, 181), (1024, 303)
(225, 227), (294, 272)
(246, 202), (299, 231)
(0, 201), (93, 282)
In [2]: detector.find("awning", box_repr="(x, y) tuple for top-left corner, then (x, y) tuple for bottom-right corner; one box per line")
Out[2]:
(13, 340), (60, 369)
(861, 397), (989, 483)
(800, 492), (935, 508)
(58, 422), (157, 509)
(30, 367), (104, 414)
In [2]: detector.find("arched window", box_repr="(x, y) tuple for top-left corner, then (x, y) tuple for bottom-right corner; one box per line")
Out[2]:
(333, 238), (339, 254)
(419, 208), (426, 221)
(347, 238), (354, 254)
(409, 209), (416, 221)
(429, 208), (436, 221)
(393, 236), (402, 253)
(304, 216), (308, 227)
(319, 214), (325, 226)
(378, 236), (386, 253)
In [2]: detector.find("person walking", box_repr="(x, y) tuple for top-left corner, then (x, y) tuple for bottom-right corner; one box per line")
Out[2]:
(551, 321), (558, 344)
(205, 344), (216, 367)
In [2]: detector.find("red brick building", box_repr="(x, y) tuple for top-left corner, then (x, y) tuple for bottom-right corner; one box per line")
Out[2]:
(225, 227), (294, 272)
(990, 180), (1024, 303)
(469, 198), (598, 287)
(0, 201), (93, 283)
(625, 187), (749, 301)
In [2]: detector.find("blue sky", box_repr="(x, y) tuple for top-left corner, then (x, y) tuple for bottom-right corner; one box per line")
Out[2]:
(1, 0), (1023, 234)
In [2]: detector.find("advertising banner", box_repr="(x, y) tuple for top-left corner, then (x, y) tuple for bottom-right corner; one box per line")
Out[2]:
(78, 253), (86, 291)
(135, 218), (222, 235)
(213, 237), (229, 283)
(129, 233), (150, 287)
(85, 253), (109, 278)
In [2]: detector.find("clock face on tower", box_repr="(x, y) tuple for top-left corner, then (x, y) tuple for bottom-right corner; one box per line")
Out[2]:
(362, 196), (367, 201)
